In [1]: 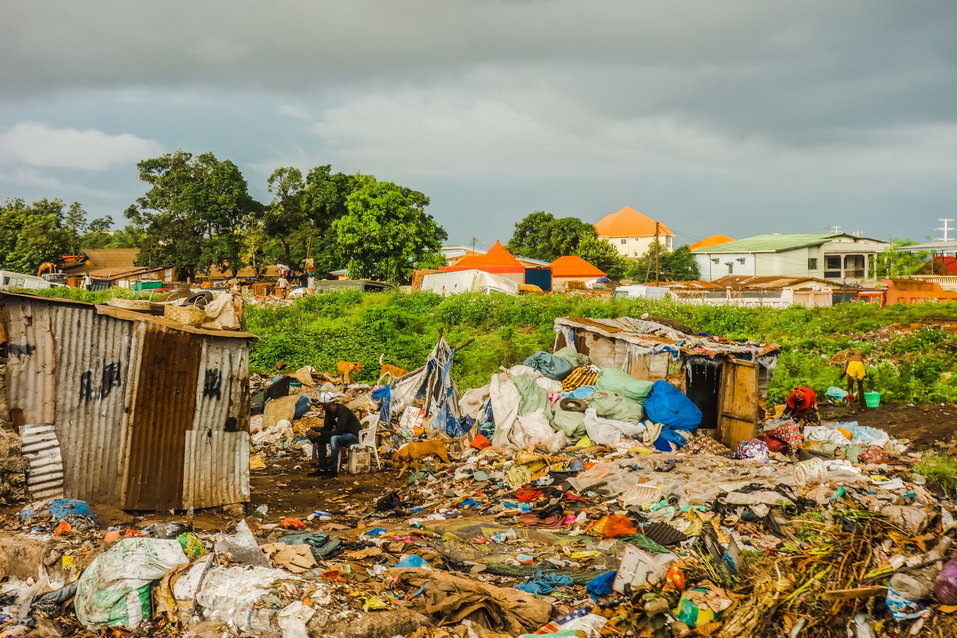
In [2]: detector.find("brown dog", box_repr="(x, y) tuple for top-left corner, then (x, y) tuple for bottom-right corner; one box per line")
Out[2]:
(377, 354), (408, 385)
(336, 360), (362, 385)
(393, 439), (452, 476)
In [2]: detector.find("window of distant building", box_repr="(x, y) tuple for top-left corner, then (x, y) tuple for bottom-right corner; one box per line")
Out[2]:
(621, 239), (627, 245)
(824, 255), (842, 278)
(808, 258), (818, 270)
(726, 262), (733, 274)
(737, 258), (745, 265)
(712, 258), (719, 264)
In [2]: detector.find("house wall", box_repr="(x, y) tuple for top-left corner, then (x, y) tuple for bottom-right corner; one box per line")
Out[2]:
(601, 235), (673, 259)
(695, 253), (756, 280)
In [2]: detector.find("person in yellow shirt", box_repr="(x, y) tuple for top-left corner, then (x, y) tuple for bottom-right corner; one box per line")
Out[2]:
(841, 350), (867, 412)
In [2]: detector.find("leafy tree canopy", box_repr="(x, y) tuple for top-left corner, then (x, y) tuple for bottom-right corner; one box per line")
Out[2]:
(258, 165), (359, 275)
(875, 238), (928, 278)
(333, 177), (447, 283)
(0, 198), (71, 273)
(628, 244), (700, 283)
(574, 234), (631, 280)
(125, 151), (261, 280)
(507, 211), (597, 261)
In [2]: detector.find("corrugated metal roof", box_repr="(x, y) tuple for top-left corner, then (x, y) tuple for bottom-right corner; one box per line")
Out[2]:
(0, 292), (257, 340)
(691, 233), (839, 254)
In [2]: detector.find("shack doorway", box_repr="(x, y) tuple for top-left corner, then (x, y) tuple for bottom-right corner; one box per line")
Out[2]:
(685, 358), (722, 429)
(125, 329), (200, 510)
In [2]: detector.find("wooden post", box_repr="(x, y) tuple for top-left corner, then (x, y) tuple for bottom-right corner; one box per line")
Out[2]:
(654, 222), (661, 285)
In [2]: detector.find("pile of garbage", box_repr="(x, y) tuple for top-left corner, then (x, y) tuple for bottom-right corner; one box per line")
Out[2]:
(2, 343), (957, 637)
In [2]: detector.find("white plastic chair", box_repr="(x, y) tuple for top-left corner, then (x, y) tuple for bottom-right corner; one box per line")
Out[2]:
(341, 414), (382, 472)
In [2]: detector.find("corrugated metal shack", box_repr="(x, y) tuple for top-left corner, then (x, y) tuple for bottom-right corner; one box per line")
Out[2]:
(0, 292), (256, 510)
(554, 317), (779, 448)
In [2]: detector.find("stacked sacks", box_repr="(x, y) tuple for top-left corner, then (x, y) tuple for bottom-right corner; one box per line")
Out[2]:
(497, 349), (703, 452)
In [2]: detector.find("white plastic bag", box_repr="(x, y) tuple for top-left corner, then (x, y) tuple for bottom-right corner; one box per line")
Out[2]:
(74, 538), (188, 629)
(514, 411), (568, 452)
(583, 409), (645, 446)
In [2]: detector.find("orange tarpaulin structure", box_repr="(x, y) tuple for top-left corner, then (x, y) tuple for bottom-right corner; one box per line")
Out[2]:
(439, 241), (525, 275)
(549, 255), (606, 278)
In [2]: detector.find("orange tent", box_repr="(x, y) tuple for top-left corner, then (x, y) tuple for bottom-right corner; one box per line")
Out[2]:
(440, 241), (525, 274)
(689, 234), (733, 250)
(549, 255), (606, 278)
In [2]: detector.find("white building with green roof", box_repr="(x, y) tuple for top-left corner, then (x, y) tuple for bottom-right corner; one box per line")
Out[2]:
(691, 233), (886, 285)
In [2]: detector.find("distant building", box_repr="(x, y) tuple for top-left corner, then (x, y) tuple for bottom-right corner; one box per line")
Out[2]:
(549, 256), (607, 291)
(691, 233), (887, 285)
(595, 206), (674, 258)
(62, 249), (174, 288)
(688, 234), (733, 251)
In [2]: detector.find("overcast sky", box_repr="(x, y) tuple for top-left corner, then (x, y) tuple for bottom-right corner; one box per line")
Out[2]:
(2, 1), (956, 247)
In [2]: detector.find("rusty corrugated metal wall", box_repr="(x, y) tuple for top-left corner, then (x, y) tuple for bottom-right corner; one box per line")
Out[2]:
(52, 304), (137, 504)
(0, 293), (252, 510)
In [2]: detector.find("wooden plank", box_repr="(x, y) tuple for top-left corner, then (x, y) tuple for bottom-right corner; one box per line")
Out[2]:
(822, 586), (887, 600)
(718, 359), (759, 449)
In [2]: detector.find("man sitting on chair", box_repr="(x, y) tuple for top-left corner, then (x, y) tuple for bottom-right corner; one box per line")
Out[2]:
(308, 392), (361, 478)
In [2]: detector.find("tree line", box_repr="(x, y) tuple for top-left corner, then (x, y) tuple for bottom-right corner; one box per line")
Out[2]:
(0, 151), (447, 283)
(506, 211), (700, 282)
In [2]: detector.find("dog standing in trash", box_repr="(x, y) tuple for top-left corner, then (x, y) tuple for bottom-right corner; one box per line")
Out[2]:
(376, 354), (408, 385)
(392, 439), (452, 476)
(335, 360), (362, 385)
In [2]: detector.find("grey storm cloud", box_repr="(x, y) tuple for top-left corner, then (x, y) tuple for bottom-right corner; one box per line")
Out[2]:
(1, 0), (956, 242)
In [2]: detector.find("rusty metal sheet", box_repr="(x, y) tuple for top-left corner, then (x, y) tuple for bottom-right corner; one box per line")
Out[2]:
(182, 430), (249, 509)
(192, 338), (250, 434)
(124, 327), (200, 510)
(20, 423), (65, 500)
(3, 297), (56, 427)
(52, 304), (136, 505)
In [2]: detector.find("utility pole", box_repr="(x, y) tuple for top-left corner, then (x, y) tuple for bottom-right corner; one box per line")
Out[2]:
(936, 218), (954, 242)
(654, 221), (661, 285)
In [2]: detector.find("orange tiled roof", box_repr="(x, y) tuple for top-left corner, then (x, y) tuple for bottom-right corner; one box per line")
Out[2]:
(594, 206), (674, 238)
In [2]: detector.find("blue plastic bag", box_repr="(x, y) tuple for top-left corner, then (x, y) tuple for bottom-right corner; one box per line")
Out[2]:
(644, 380), (702, 430)
(586, 571), (617, 600)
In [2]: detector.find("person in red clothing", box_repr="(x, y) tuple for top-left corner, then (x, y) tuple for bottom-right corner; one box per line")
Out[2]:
(784, 385), (821, 426)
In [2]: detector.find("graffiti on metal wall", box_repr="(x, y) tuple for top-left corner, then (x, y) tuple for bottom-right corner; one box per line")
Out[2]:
(79, 361), (124, 402)
(203, 368), (222, 399)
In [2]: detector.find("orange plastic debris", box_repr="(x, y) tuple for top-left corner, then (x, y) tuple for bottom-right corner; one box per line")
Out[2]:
(103, 530), (121, 543)
(53, 521), (72, 537)
(281, 517), (307, 530)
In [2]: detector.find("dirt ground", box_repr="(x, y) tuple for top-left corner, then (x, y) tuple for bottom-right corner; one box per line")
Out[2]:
(820, 402), (957, 449)
(3, 404), (953, 533)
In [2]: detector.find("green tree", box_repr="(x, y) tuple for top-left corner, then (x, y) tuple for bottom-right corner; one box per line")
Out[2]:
(260, 165), (359, 275)
(80, 224), (143, 249)
(875, 239), (928, 278)
(63, 201), (115, 253)
(574, 234), (630, 280)
(628, 244), (701, 282)
(125, 151), (261, 281)
(0, 198), (70, 273)
(507, 211), (597, 261)
(333, 177), (447, 283)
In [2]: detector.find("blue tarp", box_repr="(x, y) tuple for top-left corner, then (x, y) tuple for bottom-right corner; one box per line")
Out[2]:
(644, 380), (702, 430)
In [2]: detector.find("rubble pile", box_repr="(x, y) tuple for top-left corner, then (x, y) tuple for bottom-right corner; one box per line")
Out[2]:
(1, 323), (956, 637)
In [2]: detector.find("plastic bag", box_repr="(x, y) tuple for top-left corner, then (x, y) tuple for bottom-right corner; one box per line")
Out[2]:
(588, 390), (644, 424)
(523, 351), (575, 380)
(74, 538), (189, 629)
(643, 380), (702, 430)
(583, 409), (645, 446)
(594, 368), (654, 402)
